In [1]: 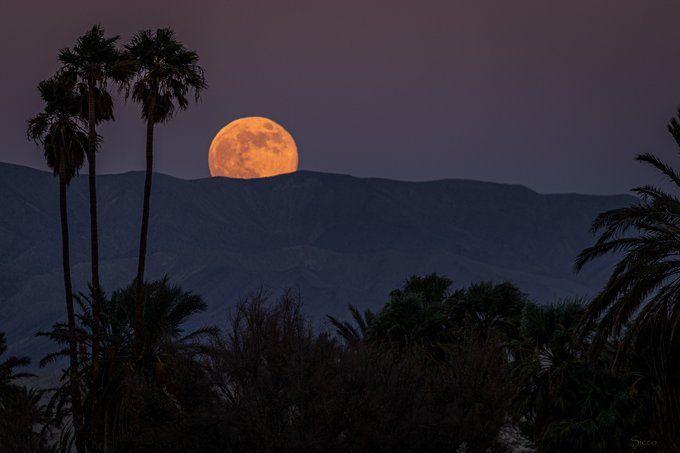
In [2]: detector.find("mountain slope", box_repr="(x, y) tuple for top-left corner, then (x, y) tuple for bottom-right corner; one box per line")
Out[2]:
(0, 162), (633, 361)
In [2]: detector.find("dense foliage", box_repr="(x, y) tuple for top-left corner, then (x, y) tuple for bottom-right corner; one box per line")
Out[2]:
(575, 146), (680, 450)
(0, 280), (665, 451)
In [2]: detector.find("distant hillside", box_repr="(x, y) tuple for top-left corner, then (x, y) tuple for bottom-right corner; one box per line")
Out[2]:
(0, 162), (633, 362)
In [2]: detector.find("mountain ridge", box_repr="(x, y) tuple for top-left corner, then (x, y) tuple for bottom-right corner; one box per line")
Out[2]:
(0, 162), (633, 363)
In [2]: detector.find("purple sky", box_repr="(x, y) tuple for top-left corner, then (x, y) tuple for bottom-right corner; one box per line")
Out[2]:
(2, 0), (680, 194)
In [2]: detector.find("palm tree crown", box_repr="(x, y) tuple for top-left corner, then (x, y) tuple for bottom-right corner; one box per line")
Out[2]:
(59, 25), (121, 78)
(27, 73), (87, 183)
(58, 25), (124, 123)
(575, 135), (680, 352)
(125, 28), (206, 123)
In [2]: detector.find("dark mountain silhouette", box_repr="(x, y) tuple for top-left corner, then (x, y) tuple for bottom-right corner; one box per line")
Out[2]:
(0, 162), (633, 362)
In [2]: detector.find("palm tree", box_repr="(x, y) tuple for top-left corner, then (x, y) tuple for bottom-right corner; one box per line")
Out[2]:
(0, 333), (32, 405)
(575, 152), (680, 352)
(511, 301), (651, 452)
(575, 115), (680, 450)
(125, 28), (206, 356)
(27, 72), (88, 453)
(367, 274), (456, 360)
(0, 385), (52, 453)
(511, 302), (584, 441)
(0, 333), (52, 452)
(58, 25), (127, 372)
(448, 281), (527, 342)
(40, 278), (215, 450)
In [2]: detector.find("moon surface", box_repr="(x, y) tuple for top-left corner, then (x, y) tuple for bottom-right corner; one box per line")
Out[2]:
(208, 117), (298, 179)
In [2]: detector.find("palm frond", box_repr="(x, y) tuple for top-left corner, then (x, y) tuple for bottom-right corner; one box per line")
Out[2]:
(636, 153), (680, 189)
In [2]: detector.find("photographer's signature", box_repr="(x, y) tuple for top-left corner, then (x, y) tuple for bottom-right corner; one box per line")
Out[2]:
(630, 436), (657, 449)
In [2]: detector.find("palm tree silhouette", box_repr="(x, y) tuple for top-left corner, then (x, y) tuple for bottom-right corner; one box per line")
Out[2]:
(58, 25), (128, 374)
(575, 115), (680, 450)
(0, 332), (32, 399)
(125, 28), (206, 356)
(328, 305), (375, 344)
(39, 278), (214, 449)
(511, 302), (585, 442)
(0, 333), (52, 452)
(27, 72), (88, 453)
(369, 273), (455, 358)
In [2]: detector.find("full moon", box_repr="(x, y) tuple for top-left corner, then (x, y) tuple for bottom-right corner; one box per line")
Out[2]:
(208, 117), (298, 178)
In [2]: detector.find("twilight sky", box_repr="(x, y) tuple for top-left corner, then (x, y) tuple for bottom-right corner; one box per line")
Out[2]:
(2, 0), (680, 194)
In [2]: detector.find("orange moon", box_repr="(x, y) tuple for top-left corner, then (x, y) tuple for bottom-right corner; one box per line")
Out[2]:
(208, 117), (298, 178)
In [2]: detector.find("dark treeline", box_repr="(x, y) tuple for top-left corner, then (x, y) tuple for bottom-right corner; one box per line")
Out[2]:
(0, 275), (662, 452)
(2, 23), (680, 452)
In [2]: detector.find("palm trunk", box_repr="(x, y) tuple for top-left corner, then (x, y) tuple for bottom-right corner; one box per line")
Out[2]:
(59, 175), (86, 453)
(87, 82), (101, 369)
(88, 82), (105, 453)
(135, 95), (156, 358)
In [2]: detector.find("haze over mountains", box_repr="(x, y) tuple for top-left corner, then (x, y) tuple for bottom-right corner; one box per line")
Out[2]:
(0, 162), (633, 362)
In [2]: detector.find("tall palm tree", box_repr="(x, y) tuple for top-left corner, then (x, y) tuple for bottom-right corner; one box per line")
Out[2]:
(27, 72), (88, 453)
(125, 28), (206, 355)
(575, 115), (680, 450)
(58, 25), (127, 371)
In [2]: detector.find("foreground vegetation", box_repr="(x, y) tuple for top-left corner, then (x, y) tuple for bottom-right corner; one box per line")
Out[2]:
(0, 276), (663, 452)
(1, 23), (679, 452)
